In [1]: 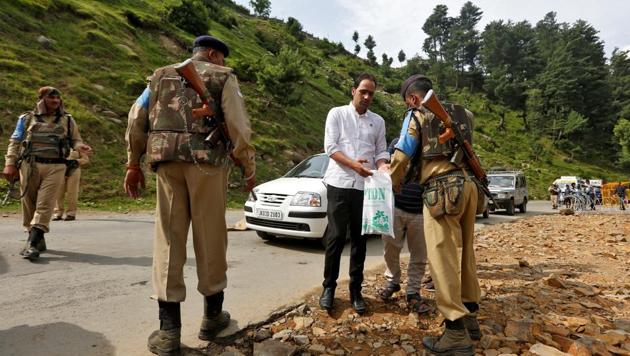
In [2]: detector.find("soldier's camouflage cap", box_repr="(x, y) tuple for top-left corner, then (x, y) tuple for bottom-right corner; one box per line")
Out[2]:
(193, 35), (229, 57)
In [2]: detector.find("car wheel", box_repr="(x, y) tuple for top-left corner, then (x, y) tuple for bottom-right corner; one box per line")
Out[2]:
(506, 199), (515, 215)
(482, 209), (489, 218)
(519, 198), (527, 213)
(256, 231), (276, 241)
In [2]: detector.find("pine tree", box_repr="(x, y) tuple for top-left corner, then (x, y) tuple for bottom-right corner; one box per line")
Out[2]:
(249, 0), (271, 18)
(398, 50), (406, 63)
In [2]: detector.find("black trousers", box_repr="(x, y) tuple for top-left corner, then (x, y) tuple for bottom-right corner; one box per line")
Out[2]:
(322, 185), (371, 291)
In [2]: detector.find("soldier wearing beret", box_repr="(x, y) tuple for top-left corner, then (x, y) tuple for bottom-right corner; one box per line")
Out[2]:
(389, 75), (481, 355)
(124, 35), (256, 355)
(2, 87), (91, 261)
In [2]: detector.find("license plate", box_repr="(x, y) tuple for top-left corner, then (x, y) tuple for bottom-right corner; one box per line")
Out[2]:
(256, 209), (283, 220)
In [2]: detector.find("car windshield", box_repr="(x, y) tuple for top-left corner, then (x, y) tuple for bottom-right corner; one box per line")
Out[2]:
(489, 175), (515, 188)
(284, 155), (329, 178)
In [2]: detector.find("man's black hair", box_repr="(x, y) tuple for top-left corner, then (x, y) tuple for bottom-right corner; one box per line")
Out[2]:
(353, 73), (377, 88)
(404, 78), (433, 97)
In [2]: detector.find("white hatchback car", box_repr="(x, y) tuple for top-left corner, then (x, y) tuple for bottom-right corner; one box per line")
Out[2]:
(244, 153), (329, 242)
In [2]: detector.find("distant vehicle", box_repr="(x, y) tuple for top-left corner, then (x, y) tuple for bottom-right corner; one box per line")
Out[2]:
(487, 170), (528, 215)
(244, 153), (329, 243)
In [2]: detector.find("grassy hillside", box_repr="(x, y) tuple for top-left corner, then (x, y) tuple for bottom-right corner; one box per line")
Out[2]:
(0, 0), (625, 211)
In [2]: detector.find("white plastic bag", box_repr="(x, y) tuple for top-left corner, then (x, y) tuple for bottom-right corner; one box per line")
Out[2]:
(361, 171), (395, 237)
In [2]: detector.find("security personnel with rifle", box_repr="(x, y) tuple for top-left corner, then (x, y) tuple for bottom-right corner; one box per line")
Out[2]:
(124, 35), (256, 356)
(2, 86), (91, 261)
(389, 75), (486, 356)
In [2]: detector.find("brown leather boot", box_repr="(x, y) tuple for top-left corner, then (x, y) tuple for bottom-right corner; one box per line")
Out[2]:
(423, 319), (474, 356)
(148, 302), (181, 356)
(199, 291), (231, 340)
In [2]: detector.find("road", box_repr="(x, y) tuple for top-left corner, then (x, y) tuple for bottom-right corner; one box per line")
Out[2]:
(0, 201), (554, 355)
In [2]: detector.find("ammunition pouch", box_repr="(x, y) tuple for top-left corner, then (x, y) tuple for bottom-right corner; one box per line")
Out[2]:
(422, 172), (467, 219)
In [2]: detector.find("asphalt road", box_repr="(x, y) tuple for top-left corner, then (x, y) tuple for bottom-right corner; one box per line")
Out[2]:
(0, 201), (554, 355)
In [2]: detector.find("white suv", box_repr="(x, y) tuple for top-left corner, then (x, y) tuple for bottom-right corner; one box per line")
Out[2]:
(487, 170), (528, 215)
(244, 154), (329, 242)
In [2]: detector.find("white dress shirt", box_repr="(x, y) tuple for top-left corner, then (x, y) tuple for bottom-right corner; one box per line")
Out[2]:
(323, 102), (389, 190)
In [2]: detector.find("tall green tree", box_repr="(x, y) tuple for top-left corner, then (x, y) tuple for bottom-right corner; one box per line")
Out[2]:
(422, 4), (452, 62)
(480, 20), (541, 130)
(445, 1), (482, 89)
(352, 31), (360, 55)
(249, 0), (271, 18)
(610, 49), (630, 167)
(364, 35), (377, 65)
(398, 50), (406, 63)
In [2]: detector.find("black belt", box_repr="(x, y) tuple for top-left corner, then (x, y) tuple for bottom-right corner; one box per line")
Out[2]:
(34, 157), (66, 164)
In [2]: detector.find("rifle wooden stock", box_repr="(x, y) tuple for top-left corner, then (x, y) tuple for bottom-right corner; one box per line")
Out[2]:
(174, 59), (214, 120)
(421, 89), (490, 187)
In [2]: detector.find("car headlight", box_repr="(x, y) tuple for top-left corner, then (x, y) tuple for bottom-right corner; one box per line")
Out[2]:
(247, 189), (258, 202)
(291, 192), (321, 207)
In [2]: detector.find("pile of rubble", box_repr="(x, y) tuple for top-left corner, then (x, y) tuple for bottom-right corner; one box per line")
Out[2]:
(209, 214), (629, 356)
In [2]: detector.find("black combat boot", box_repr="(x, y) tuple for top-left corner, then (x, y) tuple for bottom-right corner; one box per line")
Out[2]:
(198, 291), (231, 341)
(463, 302), (481, 340)
(20, 227), (45, 261)
(350, 288), (367, 315)
(147, 301), (181, 356)
(423, 318), (474, 356)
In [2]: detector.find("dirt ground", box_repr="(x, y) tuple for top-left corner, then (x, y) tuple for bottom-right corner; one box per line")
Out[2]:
(199, 213), (630, 356)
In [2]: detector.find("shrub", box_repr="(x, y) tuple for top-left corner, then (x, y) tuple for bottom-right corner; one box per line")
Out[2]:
(167, 0), (209, 35)
(256, 46), (305, 105)
(286, 17), (304, 40)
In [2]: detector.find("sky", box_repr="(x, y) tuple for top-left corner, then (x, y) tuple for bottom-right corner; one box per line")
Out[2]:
(233, 0), (630, 65)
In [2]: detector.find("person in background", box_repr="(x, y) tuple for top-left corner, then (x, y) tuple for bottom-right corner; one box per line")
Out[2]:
(53, 149), (89, 221)
(616, 182), (626, 210)
(377, 137), (430, 314)
(548, 183), (559, 209)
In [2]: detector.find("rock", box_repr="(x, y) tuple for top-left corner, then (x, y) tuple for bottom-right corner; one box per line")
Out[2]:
(406, 312), (420, 327)
(293, 334), (310, 346)
(529, 342), (571, 355)
(253, 339), (298, 356)
(356, 323), (370, 333)
(505, 319), (542, 343)
(401, 343), (416, 353)
(518, 259), (530, 268)
(544, 324), (571, 337)
(559, 208), (575, 215)
(37, 35), (55, 49)
(563, 317), (590, 332)
(599, 330), (627, 346)
(545, 275), (568, 289)
(254, 329), (273, 342)
(272, 329), (292, 341)
(312, 327), (326, 337)
(615, 319), (630, 333)
(498, 347), (514, 354)
(606, 345), (630, 355)
(480, 335), (502, 349)
(372, 342), (383, 348)
(308, 344), (326, 354)
(391, 350), (406, 356)
(220, 346), (246, 356)
(400, 333), (412, 341)
(293, 316), (314, 330)
(295, 303), (310, 316)
(484, 349), (501, 356)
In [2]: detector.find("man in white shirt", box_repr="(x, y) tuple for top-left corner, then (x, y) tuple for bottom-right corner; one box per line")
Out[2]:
(319, 73), (389, 314)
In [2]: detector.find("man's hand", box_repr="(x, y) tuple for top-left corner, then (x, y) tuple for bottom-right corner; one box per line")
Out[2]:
(392, 183), (402, 194)
(2, 165), (19, 183)
(124, 166), (145, 199)
(243, 170), (256, 192)
(378, 163), (390, 173)
(76, 142), (92, 155)
(351, 159), (373, 178)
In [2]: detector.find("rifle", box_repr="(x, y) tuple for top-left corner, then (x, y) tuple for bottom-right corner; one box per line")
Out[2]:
(174, 59), (231, 150)
(421, 89), (493, 200)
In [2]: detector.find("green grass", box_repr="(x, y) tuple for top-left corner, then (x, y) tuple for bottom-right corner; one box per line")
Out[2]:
(0, 0), (626, 211)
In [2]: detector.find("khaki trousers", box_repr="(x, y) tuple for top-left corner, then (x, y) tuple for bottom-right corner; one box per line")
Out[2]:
(424, 180), (481, 321)
(54, 167), (81, 217)
(382, 207), (428, 294)
(152, 161), (228, 302)
(20, 162), (66, 233)
(550, 194), (558, 208)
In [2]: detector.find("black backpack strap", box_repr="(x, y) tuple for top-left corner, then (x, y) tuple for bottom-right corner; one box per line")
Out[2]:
(404, 108), (422, 184)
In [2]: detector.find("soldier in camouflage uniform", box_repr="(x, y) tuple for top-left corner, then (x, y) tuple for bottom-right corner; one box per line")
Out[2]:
(124, 35), (256, 356)
(2, 87), (91, 261)
(389, 75), (481, 356)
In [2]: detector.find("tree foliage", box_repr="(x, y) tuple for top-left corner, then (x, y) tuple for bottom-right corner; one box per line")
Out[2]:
(398, 50), (406, 63)
(167, 0), (209, 35)
(249, 0), (271, 18)
(286, 17), (304, 40)
(256, 46), (305, 105)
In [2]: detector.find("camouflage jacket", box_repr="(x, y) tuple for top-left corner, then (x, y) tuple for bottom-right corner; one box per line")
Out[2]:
(126, 55), (255, 174)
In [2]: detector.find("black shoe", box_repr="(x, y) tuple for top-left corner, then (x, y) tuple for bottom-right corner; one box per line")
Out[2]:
(319, 287), (335, 310)
(463, 314), (481, 340)
(350, 289), (367, 315)
(199, 292), (230, 340)
(21, 246), (40, 261)
(52, 215), (63, 221)
(64, 215), (75, 221)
